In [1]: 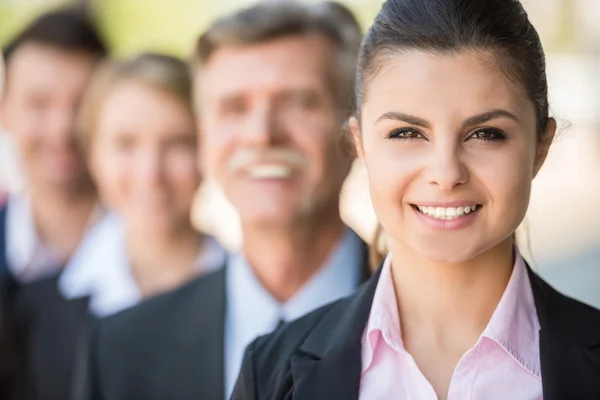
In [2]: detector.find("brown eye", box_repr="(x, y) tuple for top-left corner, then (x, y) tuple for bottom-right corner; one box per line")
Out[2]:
(386, 128), (425, 140)
(469, 128), (506, 142)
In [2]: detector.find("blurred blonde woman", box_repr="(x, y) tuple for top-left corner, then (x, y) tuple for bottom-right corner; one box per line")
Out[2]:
(59, 53), (225, 317)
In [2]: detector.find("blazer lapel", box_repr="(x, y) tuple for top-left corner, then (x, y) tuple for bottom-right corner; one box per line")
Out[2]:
(0, 205), (8, 275)
(157, 266), (227, 399)
(289, 267), (382, 400)
(528, 267), (600, 399)
(290, 346), (362, 400)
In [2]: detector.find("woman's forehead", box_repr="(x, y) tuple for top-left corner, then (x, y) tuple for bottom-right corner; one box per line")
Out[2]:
(360, 50), (534, 127)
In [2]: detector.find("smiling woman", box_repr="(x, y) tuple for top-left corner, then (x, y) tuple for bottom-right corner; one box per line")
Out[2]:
(65, 53), (225, 316)
(354, 47), (549, 264)
(230, 1), (600, 399)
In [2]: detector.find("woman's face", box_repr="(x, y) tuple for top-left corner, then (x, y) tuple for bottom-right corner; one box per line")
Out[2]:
(351, 50), (555, 262)
(90, 80), (199, 234)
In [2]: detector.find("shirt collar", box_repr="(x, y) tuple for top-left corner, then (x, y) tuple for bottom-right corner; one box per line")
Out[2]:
(58, 213), (141, 317)
(227, 228), (364, 336)
(5, 193), (108, 282)
(361, 254), (402, 373)
(482, 249), (541, 378)
(59, 213), (227, 317)
(5, 193), (56, 280)
(362, 250), (541, 378)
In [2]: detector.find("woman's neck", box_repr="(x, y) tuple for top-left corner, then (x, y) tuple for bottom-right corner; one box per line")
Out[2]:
(126, 223), (204, 298)
(29, 181), (98, 265)
(390, 237), (515, 349)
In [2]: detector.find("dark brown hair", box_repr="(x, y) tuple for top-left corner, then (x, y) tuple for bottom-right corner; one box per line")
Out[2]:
(3, 8), (107, 62)
(360, 0), (550, 268)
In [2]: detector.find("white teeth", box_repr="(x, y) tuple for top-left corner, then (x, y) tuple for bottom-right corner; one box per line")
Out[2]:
(247, 164), (293, 179)
(416, 205), (478, 220)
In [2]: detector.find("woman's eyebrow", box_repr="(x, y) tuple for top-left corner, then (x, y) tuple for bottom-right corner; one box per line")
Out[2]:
(375, 109), (521, 129)
(376, 112), (431, 128)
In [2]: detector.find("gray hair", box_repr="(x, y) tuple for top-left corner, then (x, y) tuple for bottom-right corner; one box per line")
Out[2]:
(193, 1), (363, 116)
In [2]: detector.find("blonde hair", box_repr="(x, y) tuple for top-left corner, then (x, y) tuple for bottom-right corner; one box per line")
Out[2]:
(78, 52), (193, 153)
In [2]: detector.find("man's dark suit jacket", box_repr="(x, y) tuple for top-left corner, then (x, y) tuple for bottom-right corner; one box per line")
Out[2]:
(79, 239), (371, 400)
(0, 202), (26, 400)
(231, 265), (600, 400)
(1, 203), (92, 400)
(0, 273), (25, 400)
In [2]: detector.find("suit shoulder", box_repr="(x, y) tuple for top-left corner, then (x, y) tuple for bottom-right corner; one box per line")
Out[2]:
(536, 270), (600, 317)
(97, 269), (224, 343)
(246, 296), (350, 381)
(553, 284), (600, 323)
(531, 270), (600, 346)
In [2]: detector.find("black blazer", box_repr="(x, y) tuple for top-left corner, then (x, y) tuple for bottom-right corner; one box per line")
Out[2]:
(1, 203), (9, 275)
(0, 203), (27, 400)
(79, 238), (371, 400)
(15, 275), (91, 400)
(0, 202), (95, 400)
(231, 266), (600, 400)
(0, 274), (26, 400)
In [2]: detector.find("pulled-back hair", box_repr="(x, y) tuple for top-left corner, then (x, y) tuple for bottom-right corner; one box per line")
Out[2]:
(356, 0), (549, 137)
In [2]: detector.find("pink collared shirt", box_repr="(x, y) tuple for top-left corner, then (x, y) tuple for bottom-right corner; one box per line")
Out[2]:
(360, 252), (543, 400)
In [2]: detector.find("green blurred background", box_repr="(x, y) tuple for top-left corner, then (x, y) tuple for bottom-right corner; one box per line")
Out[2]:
(2, 0), (599, 56)
(0, 0), (385, 57)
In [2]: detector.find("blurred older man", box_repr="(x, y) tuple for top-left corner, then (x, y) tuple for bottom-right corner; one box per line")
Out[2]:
(81, 2), (369, 400)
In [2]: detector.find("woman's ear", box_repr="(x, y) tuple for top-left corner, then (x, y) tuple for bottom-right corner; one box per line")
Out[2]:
(349, 116), (364, 162)
(195, 117), (206, 176)
(533, 117), (556, 178)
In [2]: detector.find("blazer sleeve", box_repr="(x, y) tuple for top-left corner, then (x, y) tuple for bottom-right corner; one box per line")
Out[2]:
(230, 339), (258, 400)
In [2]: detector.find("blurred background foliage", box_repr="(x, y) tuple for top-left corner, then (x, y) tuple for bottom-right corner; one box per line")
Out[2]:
(0, 0), (384, 57)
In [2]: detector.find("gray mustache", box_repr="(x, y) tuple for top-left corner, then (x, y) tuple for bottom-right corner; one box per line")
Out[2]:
(228, 148), (307, 173)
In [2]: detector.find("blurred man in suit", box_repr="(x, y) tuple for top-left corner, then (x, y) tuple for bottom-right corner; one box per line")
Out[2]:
(81, 2), (369, 399)
(0, 9), (107, 400)
(0, 42), (24, 400)
(0, 9), (107, 281)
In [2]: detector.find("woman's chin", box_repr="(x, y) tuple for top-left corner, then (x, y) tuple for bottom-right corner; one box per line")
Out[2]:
(412, 242), (485, 264)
